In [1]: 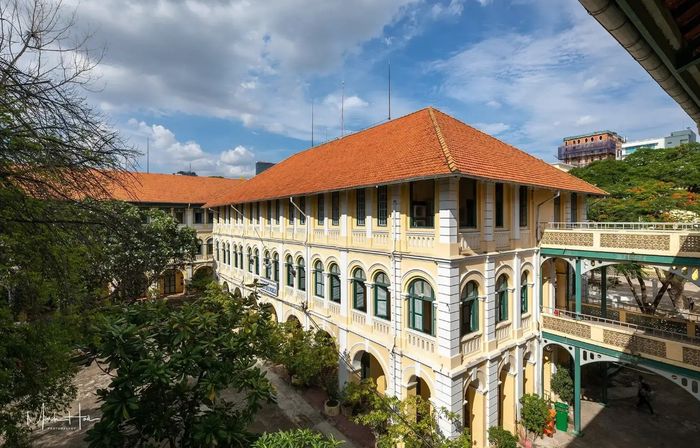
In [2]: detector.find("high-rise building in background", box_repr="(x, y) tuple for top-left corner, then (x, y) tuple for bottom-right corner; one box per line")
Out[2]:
(557, 131), (623, 167)
(618, 128), (696, 159)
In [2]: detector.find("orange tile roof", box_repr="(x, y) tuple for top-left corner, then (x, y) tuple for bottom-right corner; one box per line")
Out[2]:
(103, 171), (245, 205)
(206, 107), (605, 207)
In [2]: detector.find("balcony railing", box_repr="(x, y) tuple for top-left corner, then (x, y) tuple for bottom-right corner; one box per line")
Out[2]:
(546, 221), (700, 232)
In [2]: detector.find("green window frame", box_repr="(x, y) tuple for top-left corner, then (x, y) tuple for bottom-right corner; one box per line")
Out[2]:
(373, 272), (390, 320)
(459, 178), (478, 228)
(254, 248), (260, 275)
(377, 185), (388, 227)
(264, 251), (271, 279)
(297, 257), (306, 291)
(570, 193), (578, 223)
(356, 189), (366, 226)
(215, 241), (220, 262)
(286, 255), (294, 287)
(352, 268), (366, 311)
(407, 278), (435, 335)
(289, 200), (295, 225)
(461, 281), (479, 336)
(299, 197), (306, 225)
(521, 272), (529, 315)
(273, 253), (279, 282)
(317, 194), (325, 224)
(496, 274), (509, 322)
(331, 192), (340, 226)
(314, 260), (324, 298)
(247, 247), (253, 272)
(329, 263), (341, 303)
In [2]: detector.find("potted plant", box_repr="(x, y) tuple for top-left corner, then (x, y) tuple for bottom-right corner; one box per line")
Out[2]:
(488, 426), (518, 448)
(341, 378), (375, 416)
(519, 393), (550, 447)
(322, 368), (340, 417)
(550, 365), (574, 432)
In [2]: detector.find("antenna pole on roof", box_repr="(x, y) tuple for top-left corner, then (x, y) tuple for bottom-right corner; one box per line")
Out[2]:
(341, 80), (345, 138)
(388, 58), (391, 120)
(146, 137), (150, 173)
(311, 99), (314, 147)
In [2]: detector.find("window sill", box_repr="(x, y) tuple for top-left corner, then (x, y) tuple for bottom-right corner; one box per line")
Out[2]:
(460, 331), (482, 342)
(496, 320), (511, 329)
(405, 328), (435, 339)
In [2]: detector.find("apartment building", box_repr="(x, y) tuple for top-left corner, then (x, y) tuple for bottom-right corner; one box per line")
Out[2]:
(206, 108), (603, 446)
(104, 172), (244, 295)
(557, 130), (623, 167)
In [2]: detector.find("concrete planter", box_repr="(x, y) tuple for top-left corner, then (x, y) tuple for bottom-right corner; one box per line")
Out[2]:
(341, 404), (353, 417)
(324, 399), (340, 416)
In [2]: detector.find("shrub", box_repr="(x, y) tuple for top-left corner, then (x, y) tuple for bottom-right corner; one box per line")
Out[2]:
(252, 429), (343, 447)
(551, 365), (574, 404)
(274, 324), (338, 387)
(519, 394), (550, 441)
(488, 426), (517, 448)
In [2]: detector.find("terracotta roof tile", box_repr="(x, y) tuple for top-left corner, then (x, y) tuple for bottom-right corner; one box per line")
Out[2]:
(206, 107), (604, 207)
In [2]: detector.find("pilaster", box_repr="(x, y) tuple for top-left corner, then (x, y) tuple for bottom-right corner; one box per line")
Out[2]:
(511, 184), (520, 241)
(434, 371), (463, 438)
(483, 182), (494, 243)
(513, 252), (522, 330)
(436, 261), (461, 358)
(485, 256), (496, 342)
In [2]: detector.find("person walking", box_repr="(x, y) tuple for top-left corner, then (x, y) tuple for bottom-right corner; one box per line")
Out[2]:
(636, 376), (654, 415)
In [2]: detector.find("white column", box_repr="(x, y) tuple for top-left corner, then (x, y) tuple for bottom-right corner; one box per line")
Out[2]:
(515, 345), (524, 419)
(436, 261), (461, 358)
(390, 256), (403, 398)
(534, 338), (543, 395)
(513, 252), (522, 331)
(439, 178), (459, 245)
(339, 249), (349, 318)
(511, 185), (520, 241)
(435, 371), (463, 438)
(486, 357), (500, 431)
(484, 256), (496, 342)
(483, 182), (494, 242)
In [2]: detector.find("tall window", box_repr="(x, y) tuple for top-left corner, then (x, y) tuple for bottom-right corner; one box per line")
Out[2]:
(247, 247), (253, 272)
(297, 257), (306, 291)
(553, 196), (561, 222)
(299, 197), (306, 225)
(207, 209), (214, 224)
(275, 199), (280, 225)
(570, 193), (578, 223)
(314, 261), (324, 297)
(238, 246), (243, 268)
(374, 272), (390, 320)
(521, 272), (529, 315)
(329, 263), (341, 303)
(459, 178), (477, 228)
(352, 268), (366, 311)
(248, 203), (254, 224)
(264, 251), (271, 279)
(174, 208), (185, 224)
(317, 194), (325, 225)
(356, 189), (366, 226)
(331, 192), (340, 226)
(410, 180), (434, 228)
(215, 241), (220, 261)
(273, 253), (280, 282)
(286, 255), (294, 287)
(289, 200), (295, 225)
(206, 238), (213, 257)
(225, 243), (230, 265)
(267, 200), (272, 223)
(377, 185), (388, 227)
(496, 274), (509, 322)
(254, 248), (260, 275)
(460, 281), (479, 336)
(519, 186), (528, 228)
(495, 183), (504, 228)
(408, 278), (435, 335)
(194, 208), (204, 224)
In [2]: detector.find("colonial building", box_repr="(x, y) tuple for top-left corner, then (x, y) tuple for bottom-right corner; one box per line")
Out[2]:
(104, 172), (244, 295)
(206, 107), (603, 446)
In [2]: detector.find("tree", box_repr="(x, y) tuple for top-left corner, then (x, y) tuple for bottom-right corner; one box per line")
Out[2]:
(487, 426), (517, 448)
(252, 429), (343, 448)
(272, 323), (338, 387)
(86, 286), (280, 448)
(551, 365), (573, 405)
(519, 394), (550, 441)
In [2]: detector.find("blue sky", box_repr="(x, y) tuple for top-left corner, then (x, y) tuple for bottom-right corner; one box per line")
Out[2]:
(71, 0), (695, 177)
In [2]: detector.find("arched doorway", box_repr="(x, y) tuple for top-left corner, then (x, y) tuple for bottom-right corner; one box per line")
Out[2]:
(351, 350), (387, 395)
(498, 361), (516, 433)
(233, 287), (242, 298)
(191, 266), (215, 292)
(221, 282), (229, 292)
(464, 380), (485, 448)
(407, 375), (431, 421)
(261, 303), (278, 322)
(286, 314), (302, 330)
(523, 352), (535, 395)
(161, 269), (184, 295)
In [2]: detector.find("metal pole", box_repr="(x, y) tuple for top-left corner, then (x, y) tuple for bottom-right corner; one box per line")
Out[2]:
(574, 346), (582, 435)
(575, 259), (582, 315)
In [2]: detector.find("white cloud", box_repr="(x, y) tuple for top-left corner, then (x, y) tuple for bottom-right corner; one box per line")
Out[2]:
(431, 2), (694, 159)
(473, 122), (510, 135)
(127, 120), (256, 177)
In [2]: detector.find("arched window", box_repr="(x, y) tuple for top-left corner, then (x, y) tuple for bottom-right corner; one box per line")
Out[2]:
(286, 255), (294, 287)
(206, 238), (213, 258)
(496, 274), (509, 322)
(521, 272), (529, 315)
(196, 239), (203, 256)
(374, 271), (390, 320)
(273, 252), (280, 282)
(329, 263), (341, 303)
(226, 243), (231, 265)
(297, 257), (306, 291)
(254, 248), (260, 275)
(408, 278), (435, 335)
(234, 244), (239, 268)
(460, 281), (479, 336)
(352, 268), (366, 311)
(314, 261), (324, 297)
(247, 247), (253, 273)
(215, 241), (220, 262)
(238, 246), (243, 268)
(264, 250), (271, 279)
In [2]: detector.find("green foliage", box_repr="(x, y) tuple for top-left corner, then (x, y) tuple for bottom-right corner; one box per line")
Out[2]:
(273, 323), (338, 387)
(189, 267), (216, 295)
(0, 308), (79, 445)
(86, 286), (279, 448)
(570, 143), (700, 222)
(487, 426), (517, 448)
(353, 392), (471, 448)
(252, 429), (343, 447)
(519, 394), (550, 441)
(551, 365), (574, 405)
(341, 379), (377, 414)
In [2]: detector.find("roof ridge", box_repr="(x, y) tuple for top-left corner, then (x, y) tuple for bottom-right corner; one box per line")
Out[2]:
(428, 107), (457, 173)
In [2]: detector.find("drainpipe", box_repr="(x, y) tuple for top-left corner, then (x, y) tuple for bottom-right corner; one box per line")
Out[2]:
(535, 191), (560, 242)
